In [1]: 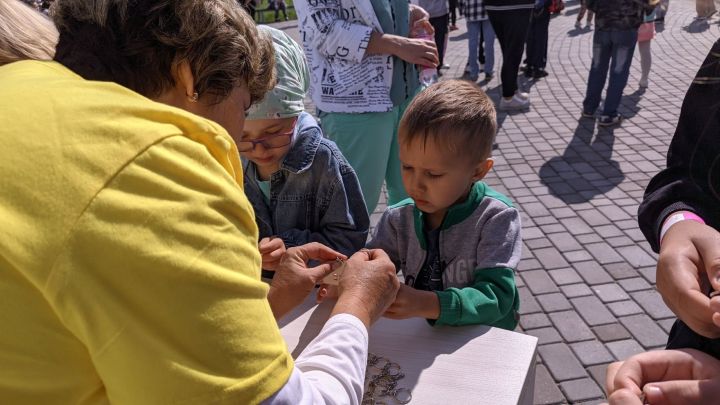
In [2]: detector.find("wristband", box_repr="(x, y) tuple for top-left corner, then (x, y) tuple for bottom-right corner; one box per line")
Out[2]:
(659, 211), (705, 244)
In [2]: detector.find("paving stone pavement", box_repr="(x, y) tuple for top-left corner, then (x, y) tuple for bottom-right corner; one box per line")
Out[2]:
(269, 1), (719, 402)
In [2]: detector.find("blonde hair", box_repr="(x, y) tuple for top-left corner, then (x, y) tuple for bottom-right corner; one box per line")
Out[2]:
(0, 0), (58, 65)
(52, 0), (274, 103)
(400, 80), (497, 161)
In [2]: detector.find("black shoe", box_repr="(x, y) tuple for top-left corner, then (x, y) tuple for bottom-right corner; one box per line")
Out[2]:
(533, 69), (549, 79)
(523, 66), (534, 77)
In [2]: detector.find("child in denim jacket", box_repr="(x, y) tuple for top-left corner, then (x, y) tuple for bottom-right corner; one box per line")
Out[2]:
(241, 26), (369, 275)
(366, 80), (521, 329)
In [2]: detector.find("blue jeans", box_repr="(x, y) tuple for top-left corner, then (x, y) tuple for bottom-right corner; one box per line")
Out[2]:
(467, 20), (495, 77)
(583, 29), (638, 117)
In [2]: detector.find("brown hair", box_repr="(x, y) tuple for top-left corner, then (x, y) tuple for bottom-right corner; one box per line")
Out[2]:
(52, 0), (274, 103)
(399, 80), (497, 161)
(0, 0), (58, 65)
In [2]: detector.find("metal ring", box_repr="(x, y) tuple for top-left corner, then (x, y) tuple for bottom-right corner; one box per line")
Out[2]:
(393, 388), (412, 404)
(372, 357), (389, 370)
(385, 363), (402, 376)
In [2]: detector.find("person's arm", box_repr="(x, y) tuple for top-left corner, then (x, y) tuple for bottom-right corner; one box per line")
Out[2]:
(638, 38), (720, 252)
(637, 40), (720, 339)
(435, 206), (521, 328)
(295, 0), (438, 67)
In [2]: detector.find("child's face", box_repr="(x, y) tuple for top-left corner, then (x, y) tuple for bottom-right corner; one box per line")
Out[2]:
(399, 134), (493, 227)
(239, 117), (296, 173)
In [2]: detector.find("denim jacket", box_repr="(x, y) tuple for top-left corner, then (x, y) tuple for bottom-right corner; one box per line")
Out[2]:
(243, 112), (369, 257)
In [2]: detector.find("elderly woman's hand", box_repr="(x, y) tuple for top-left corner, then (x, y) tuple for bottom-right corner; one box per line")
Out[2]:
(605, 349), (720, 404)
(268, 243), (346, 320)
(657, 220), (720, 338)
(331, 249), (400, 328)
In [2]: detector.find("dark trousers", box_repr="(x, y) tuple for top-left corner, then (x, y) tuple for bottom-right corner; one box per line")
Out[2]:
(526, 6), (550, 69)
(488, 9), (532, 98)
(430, 14), (449, 72)
(449, 0), (458, 25)
(667, 319), (720, 360)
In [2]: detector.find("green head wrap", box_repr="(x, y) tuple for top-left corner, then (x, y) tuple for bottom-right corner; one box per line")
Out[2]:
(246, 26), (309, 120)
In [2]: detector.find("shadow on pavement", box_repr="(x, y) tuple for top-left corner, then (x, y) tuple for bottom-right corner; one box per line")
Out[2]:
(683, 18), (711, 33)
(538, 88), (645, 204)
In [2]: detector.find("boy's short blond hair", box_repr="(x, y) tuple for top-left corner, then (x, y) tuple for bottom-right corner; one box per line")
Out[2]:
(399, 80), (497, 161)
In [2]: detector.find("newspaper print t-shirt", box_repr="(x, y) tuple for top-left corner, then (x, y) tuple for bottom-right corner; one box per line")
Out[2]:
(295, 0), (397, 113)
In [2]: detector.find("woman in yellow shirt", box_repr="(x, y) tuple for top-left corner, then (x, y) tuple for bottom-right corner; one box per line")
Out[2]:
(0, 1), (398, 404)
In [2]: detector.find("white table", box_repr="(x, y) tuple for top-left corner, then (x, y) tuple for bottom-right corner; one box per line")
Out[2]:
(279, 296), (538, 405)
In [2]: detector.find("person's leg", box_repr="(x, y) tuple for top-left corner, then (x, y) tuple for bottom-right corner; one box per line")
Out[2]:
(429, 14), (449, 73)
(526, 13), (542, 75)
(638, 40), (651, 87)
(479, 22), (486, 65)
(499, 9), (531, 98)
(449, 0), (458, 26)
(482, 20), (496, 74)
(467, 21), (481, 79)
(582, 30), (613, 114)
(537, 9), (551, 70)
(385, 93), (419, 206)
(577, 0), (586, 23)
(602, 29), (638, 117)
(280, 1), (287, 19)
(587, 10), (594, 25)
(320, 111), (396, 213)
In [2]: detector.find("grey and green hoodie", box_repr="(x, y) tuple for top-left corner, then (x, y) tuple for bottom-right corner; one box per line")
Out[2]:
(367, 182), (521, 329)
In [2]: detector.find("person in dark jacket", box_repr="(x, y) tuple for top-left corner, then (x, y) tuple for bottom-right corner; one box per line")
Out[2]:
(581, 0), (658, 126)
(638, 39), (720, 360)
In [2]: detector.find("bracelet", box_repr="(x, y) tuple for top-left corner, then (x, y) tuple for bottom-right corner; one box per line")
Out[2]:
(659, 211), (705, 244)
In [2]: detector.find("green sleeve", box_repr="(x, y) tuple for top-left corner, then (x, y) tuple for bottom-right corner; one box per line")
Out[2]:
(434, 267), (519, 329)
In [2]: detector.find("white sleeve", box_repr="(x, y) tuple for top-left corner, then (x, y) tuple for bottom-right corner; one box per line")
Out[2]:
(262, 314), (369, 405)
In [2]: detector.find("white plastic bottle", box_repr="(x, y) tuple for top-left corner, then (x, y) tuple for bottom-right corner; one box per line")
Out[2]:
(416, 29), (438, 86)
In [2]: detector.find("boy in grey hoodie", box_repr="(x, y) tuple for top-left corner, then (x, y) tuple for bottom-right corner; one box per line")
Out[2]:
(367, 80), (521, 329)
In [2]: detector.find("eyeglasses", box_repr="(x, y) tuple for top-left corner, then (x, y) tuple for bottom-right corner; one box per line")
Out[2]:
(237, 119), (297, 152)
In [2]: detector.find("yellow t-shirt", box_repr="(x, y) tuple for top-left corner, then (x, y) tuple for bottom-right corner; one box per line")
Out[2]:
(0, 61), (292, 404)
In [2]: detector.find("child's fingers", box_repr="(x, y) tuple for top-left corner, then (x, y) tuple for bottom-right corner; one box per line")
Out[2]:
(260, 239), (284, 255)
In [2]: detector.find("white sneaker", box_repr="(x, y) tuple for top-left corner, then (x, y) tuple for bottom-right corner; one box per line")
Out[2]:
(499, 94), (531, 111)
(515, 91), (530, 100)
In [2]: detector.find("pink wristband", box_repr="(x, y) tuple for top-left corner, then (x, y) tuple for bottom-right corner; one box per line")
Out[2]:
(659, 211), (705, 244)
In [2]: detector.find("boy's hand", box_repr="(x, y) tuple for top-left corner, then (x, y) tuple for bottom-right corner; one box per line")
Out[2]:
(384, 284), (440, 320)
(316, 284), (339, 303)
(259, 237), (286, 271)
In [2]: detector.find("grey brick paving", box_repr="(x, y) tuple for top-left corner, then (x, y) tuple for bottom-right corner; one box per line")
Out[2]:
(619, 314), (669, 349)
(606, 339), (646, 361)
(571, 296), (617, 326)
(534, 365), (566, 404)
(560, 378), (605, 402)
(539, 343), (588, 381)
(592, 323), (632, 343)
(570, 340), (616, 366)
(550, 310), (595, 342)
(274, 1), (716, 402)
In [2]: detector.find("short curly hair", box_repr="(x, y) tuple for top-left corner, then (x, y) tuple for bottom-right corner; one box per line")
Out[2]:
(399, 80), (497, 161)
(52, 0), (274, 103)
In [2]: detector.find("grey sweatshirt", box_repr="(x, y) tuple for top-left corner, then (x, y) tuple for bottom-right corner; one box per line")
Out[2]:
(367, 182), (522, 328)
